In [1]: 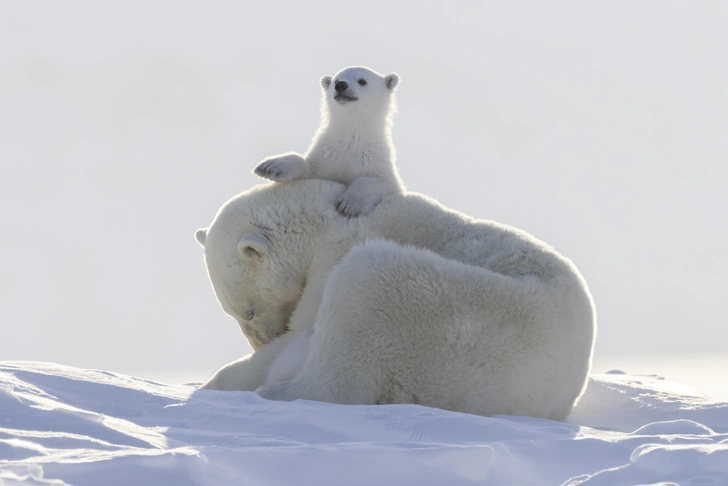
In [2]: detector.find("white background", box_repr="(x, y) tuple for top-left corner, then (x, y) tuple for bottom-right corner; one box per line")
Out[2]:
(1, 2), (726, 390)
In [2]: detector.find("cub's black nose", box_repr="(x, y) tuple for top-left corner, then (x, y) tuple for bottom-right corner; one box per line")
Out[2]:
(335, 81), (348, 93)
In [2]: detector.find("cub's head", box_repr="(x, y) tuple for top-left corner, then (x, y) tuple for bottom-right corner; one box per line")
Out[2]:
(320, 66), (400, 120)
(195, 180), (344, 350)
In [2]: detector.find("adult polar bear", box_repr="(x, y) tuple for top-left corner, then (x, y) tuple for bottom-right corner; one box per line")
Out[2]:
(195, 180), (596, 420)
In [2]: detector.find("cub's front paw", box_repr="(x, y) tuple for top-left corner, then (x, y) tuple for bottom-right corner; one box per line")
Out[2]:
(253, 153), (306, 182)
(334, 191), (380, 218)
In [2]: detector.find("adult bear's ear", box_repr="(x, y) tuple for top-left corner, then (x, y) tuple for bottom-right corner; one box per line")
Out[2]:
(320, 75), (332, 90)
(237, 231), (268, 260)
(385, 73), (400, 90)
(195, 228), (208, 248)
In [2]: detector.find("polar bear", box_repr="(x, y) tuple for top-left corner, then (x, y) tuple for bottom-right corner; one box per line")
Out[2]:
(253, 66), (404, 217)
(194, 180), (596, 420)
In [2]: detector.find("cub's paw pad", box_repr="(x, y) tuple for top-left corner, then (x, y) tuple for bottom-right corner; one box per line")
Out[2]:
(334, 193), (378, 218)
(253, 155), (304, 182)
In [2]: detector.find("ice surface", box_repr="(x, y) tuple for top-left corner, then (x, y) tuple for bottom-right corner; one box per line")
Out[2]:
(1, 362), (726, 485)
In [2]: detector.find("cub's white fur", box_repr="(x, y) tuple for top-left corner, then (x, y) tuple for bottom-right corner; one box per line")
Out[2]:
(196, 181), (596, 420)
(253, 66), (404, 217)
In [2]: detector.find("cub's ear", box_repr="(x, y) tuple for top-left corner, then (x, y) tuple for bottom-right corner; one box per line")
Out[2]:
(195, 228), (208, 248)
(385, 73), (400, 90)
(320, 75), (333, 90)
(237, 231), (268, 259)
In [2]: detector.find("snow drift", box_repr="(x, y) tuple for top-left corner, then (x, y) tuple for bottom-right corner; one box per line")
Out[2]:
(1, 362), (726, 485)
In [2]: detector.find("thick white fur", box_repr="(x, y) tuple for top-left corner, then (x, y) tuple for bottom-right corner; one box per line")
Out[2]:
(253, 66), (404, 217)
(196, 180), (596, 420)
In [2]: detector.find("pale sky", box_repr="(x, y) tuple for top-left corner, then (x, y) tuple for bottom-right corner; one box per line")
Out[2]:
(1, 1), (727, 379)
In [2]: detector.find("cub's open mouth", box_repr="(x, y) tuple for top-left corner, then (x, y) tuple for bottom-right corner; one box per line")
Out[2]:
(334, 94), (358, 103)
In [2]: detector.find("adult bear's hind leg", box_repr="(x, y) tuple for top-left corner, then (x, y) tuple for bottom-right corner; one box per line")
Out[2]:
(257, 239), (509, 410)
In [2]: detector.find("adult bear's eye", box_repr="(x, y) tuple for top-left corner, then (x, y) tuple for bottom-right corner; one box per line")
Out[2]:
(358, 79), (367, 86)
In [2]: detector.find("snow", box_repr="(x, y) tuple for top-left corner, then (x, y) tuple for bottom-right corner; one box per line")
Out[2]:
(2, 362), (726, 485)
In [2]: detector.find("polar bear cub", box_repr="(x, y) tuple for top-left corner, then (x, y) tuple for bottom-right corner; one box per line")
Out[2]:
(253, 66), (404, 217)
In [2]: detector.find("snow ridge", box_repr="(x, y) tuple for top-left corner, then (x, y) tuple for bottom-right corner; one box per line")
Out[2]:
(1, 362), (727, 485)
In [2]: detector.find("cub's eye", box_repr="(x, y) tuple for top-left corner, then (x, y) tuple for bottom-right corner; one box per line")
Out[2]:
(358, 79), (367, 86)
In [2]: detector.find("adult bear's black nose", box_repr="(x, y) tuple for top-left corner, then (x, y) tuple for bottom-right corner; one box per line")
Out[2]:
(335, 81), (348, 93)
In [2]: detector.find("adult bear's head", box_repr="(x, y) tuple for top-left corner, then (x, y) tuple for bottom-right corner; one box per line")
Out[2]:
(195, 180), (345, 349)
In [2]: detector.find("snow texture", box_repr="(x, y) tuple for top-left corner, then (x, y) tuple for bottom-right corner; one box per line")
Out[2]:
(1, 362), (726, 485)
